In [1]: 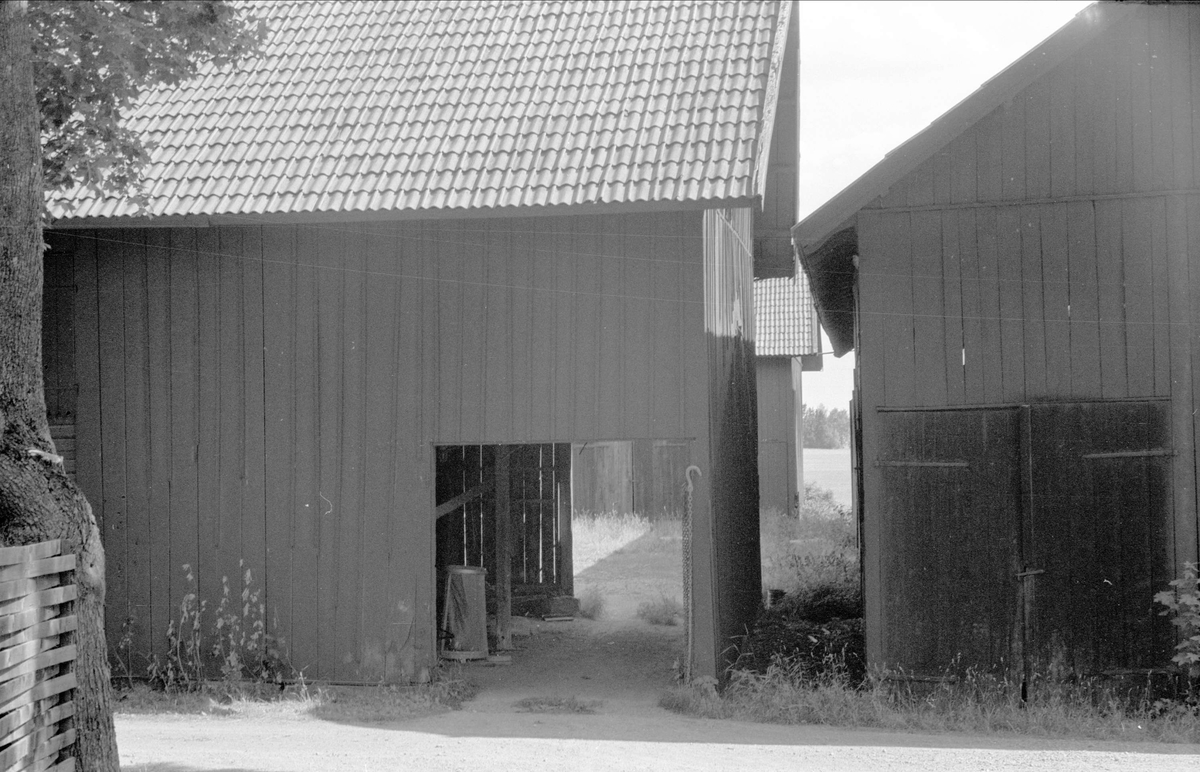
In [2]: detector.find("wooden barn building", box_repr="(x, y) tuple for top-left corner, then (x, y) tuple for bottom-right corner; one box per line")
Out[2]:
(795, 2), (1200, 683)
(753, 276), (821, 513)
(44, 0), (800, 682)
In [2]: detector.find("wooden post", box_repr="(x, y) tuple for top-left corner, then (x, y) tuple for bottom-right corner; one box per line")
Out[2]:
(494, 448), (512, 650)
(555, 445), (573, 596)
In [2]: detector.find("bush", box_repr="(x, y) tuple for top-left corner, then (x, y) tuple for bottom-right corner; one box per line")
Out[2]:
(578, 586), (605, 620)
(636, 596), (683, 626)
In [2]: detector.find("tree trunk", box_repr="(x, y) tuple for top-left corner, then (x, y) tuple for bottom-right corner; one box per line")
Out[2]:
(0, 2), (119, 769)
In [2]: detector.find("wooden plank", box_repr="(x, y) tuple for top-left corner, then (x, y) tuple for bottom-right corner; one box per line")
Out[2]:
(953, 210), (983, 402)
(335, 223), (366, 679)
(512, 220), (537, 442)
(1094, 200), (1128, 398)
(1167, 4), (1193, 190)
(1147, 8), (1175, 191)
(552, 219), (578, 441)
(217, 227), (245, 595)
(0, 617), (76, 660)
(976, 208), (1005, 404)
(857, 212), (888, 668)
(315, 223), (345, 679)
(1129, 13), (1153, 193)
(494, 449), (511, 649)
(1018, 206), (1047, 399)
(1067, 201), (1101, 398)
(0, 640), (75, 680)
(1048, 64), (1076, 199)
(144, 228), (172, 665)
(879, 212), (915, 407)
(120, 231), (151, 655)
(194, 227), (222, 620)
(1040, 204), (1071, 398)
(436, 221), (463, 442)
(572, 216), (601, 439)
(1187, 195), (1200, 570)
(1171, 197), (1198, 573)
(597, 217), (625, 435)
(623, 215), (653, 437)
(72, 236), (102, 517)
(931, 147), (952, 205)
(0, 586), (75, 618)
(1090, 23), (1119, 195)
(530, 218), (557, 441)
(96, 229), (127, 645)
(909, 210), (945, 407)
(1000, 89), (1026, 201)
(1122, 199), (1155, 398)
(168, 229), (200, 637)
(361, 227), (399, 680)
(0, 544), (60, 568)
(1023, 77), (1051, 200)
(240, 226), (267, 607)
(1072, 45), (1095, 196)
(996, 208), (1025, 402)
(458, 220), (487, 439)
(1148, 197), (1172, 397)
(949, 125), (978, 205)
(260, 225), (297, 668)
(906, 155), (935, 208)
(0, 557), (73, 586)
(974, 109), (1003, 203)
(483, 219), (513, 441)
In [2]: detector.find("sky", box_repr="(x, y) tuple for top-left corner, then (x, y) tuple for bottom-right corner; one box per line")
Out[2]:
(797, 0), (1092, 410)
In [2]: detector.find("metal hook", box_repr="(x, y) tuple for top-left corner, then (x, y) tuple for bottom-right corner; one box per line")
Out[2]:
(684, 465), (702, 494)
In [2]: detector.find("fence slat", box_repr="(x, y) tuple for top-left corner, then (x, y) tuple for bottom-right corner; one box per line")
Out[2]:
(0, 540), (76, 771)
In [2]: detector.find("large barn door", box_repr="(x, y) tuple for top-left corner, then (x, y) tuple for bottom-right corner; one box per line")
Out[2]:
(876, 401), (1174, 681)
(877, 408), (1023, 676)
(1026, 402), (1175, 676)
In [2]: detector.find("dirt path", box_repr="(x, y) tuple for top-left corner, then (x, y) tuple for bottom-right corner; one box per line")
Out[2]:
(118, 537), (1200, 770)
(117, 617), (1200, 772)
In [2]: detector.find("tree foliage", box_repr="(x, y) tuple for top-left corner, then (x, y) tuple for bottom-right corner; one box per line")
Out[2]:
(30, 0), (265, 196)
(802, 404), (850, 449)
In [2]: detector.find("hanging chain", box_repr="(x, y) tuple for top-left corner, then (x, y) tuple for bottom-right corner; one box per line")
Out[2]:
(683, 464), (701, 683)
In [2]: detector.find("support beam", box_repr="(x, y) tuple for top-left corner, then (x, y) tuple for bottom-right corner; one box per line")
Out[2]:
(494, 448), (512, 650)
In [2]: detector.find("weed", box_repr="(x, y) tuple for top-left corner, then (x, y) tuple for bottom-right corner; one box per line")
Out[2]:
(144, 562), (291, 694)
(310, 680), (475, 723)
(578, 586), (605, 620)
(513, 695), (601, 714)
(1155, 561), (1200, 706)
(636, 595), (683, 626)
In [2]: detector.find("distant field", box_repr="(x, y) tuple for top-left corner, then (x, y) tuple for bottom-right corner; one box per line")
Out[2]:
(803, 448), (852, 508)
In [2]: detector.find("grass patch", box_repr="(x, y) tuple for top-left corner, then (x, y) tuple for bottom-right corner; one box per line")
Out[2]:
(114, 677), (473, 723)
(636, 596), (683, 626)
(663, 666), (1200, 744)
(572, 511), (651, 573)
(513, 695), (602, 714)
(578, 586), (605, 620)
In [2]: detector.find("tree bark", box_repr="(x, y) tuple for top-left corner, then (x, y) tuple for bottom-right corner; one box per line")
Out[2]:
(0, 2), (119, 769)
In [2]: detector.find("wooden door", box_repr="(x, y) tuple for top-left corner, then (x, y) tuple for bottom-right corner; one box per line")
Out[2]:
(1026, 401), (1175, 676)
(876, 408), (1023, 676)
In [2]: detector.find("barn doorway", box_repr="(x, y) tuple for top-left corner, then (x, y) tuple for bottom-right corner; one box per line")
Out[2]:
(876, 399), (1175, 685)
(434, 444), (572, 654)
(434, 440), (692, 697)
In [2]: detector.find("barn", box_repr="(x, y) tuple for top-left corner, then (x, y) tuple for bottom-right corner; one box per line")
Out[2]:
(794, 2), (1199, 684)
(753, 275), (821, 513)
(44, 0), (800, 682)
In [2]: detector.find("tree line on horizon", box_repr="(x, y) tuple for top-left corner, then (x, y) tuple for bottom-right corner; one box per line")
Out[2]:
(802, 404), (850, 449)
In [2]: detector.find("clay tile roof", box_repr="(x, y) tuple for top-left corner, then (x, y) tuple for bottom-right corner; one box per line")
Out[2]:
(754, 275), (818, 358)
(51, 0), (790, 223)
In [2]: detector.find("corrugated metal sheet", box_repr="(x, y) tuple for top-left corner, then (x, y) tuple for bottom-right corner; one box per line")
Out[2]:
(49, 0), (788, 222)
(753, 275), (816, 357)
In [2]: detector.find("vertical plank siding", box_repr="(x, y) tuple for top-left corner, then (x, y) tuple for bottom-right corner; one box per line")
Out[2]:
(49, 209), (708, 682)
(855, 6), (1200, 671)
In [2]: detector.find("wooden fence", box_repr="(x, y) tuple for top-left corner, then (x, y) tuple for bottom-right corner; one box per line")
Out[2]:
(0, 541), (77, 772)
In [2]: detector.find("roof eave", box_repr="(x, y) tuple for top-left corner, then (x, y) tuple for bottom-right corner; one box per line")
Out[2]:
(49, 195), (763, 230)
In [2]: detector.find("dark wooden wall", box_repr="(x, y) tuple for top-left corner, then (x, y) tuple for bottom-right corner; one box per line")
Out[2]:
(701, 208), (761, 676)
(47, 209), (714, 682)
(855, 6), (1200, 672)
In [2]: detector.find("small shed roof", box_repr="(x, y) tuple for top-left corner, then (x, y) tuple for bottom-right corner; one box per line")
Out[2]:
(753, 275), (818, 358)
(51, 0), (793, 224)
(790, 1), (1130, 356)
